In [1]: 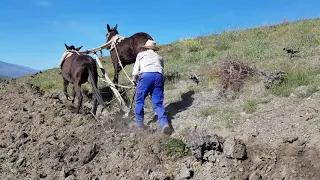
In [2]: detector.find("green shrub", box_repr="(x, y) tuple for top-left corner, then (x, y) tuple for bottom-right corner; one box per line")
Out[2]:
(161, 137), (189, 158)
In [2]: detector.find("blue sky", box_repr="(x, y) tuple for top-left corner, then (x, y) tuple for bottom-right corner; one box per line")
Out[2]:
(0, 0), (320, 70)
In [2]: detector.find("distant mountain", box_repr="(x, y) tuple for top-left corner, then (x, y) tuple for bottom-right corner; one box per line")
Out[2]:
(0, 61), (39, 78)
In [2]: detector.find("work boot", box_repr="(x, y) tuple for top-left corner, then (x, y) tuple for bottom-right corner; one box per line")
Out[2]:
(161, 124), (172, 135)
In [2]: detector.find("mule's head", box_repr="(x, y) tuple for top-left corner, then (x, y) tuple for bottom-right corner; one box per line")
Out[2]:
(64, 43), (83, 51)
(106, 24), (118, 43)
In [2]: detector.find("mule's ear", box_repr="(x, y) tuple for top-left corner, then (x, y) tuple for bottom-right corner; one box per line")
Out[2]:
(64, 43), (69, 49)
(107, 24), (111, 31)
(75, 46), (83, 51)
(114, 24), (118, 30)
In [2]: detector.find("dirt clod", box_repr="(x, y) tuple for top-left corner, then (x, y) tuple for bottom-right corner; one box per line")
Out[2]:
(223, 136), (247, 160)
(187, 131), (223, 163)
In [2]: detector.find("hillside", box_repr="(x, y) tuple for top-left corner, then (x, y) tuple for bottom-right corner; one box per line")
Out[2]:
(2, 18), (320, 179)
(0, 61), (39, 78)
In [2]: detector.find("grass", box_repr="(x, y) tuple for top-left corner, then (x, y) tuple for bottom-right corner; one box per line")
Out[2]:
(219, 107), (241, 129)
(196, 104), (243, 129)
(0, 76), (10, 82)
(17, 18), (320, 101)
(21, 68), (64, 91)
(197, 106), (219, 117)
(270, 67), (320, 97)
(242, 99), (259, 114)
(160, 137), (189, 158)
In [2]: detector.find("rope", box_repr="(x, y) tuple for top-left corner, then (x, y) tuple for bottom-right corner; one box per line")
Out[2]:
(109, 35), (125, 50)
(113, 45), (135, 86)
(100, 78), (133, 89)
(67, 49), (80, 55)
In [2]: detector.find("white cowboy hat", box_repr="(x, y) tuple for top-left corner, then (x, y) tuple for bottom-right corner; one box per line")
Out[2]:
(140, 40), (159, 51)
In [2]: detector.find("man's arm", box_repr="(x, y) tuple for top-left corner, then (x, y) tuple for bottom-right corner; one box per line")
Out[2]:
(132, 54), (141, 76)
(132, 53), (143, 84)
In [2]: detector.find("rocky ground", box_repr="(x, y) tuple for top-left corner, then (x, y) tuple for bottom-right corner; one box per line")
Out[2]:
(1, 77), (320, 180)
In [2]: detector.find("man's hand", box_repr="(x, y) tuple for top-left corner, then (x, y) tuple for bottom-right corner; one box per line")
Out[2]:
(132, 79), (137, 86)
(132, 75), (139, 86)
(133, 81), (137, 87)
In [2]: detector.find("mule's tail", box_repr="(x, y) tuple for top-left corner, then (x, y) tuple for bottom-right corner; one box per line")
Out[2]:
(87, 67), (105, 108)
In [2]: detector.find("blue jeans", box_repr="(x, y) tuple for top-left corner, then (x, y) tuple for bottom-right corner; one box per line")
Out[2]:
(135, 72), (169, 129)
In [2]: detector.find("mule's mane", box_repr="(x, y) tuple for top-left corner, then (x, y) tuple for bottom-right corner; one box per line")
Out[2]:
(58, 50), (80, 68)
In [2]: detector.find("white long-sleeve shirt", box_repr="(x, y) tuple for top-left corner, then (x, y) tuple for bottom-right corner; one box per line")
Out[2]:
(132, 49), (164, 76)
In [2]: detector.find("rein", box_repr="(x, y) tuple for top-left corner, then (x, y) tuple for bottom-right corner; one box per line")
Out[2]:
(113, 45), (135, 86)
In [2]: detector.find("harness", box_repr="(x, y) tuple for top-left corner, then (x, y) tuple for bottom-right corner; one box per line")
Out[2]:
(106, 34), (125, 50)
(58, 50), (80, 68)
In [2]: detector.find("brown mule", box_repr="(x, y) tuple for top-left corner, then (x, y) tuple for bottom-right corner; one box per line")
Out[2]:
(60, 43), (105, 114)
(105, 24), (154, 88)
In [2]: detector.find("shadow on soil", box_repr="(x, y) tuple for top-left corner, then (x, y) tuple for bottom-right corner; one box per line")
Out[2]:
(148, 90), (195, 132)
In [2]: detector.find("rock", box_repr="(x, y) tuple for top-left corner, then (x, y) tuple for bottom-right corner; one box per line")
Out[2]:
(59, 93), (68, 101)
(16, 157), (26, 167)
(203, 150), (215, 163)
(249, 171), (262, 180)
(223, 136), (247, 160)
(178, 166), (194, 179)
(149, 171), (167, 180)
(114, 136), (122, 144)
(65, 175), (76, 180)
(251, 131), (259, 137)
(283, 136), (299, 143)
(130, 175), (143, 180)
(83, 102), (93, 110)
(0, 142), (7, 148)
(129, 133), (136, 138)
(101, 109), (110, 118)
(187, 132), (223, 162)
(50, 92), (60, 99)
(217, 157), (227, 167)
(153, 143), (161, 154)
(17, 132), (28, 139)
(80, 144), (99, 164)
(39, 173), (47, 178)
(8, 149), (15, 157)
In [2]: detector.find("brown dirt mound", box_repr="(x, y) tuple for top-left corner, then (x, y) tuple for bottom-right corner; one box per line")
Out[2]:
(1, 80), (320, 180)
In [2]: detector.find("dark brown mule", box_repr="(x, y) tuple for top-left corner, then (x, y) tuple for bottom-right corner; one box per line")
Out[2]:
(106, 24), (154, 87)
(61, 43), (105, 114)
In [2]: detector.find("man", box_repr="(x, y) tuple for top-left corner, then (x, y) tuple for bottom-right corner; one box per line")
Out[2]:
(132, 40), (171, 134)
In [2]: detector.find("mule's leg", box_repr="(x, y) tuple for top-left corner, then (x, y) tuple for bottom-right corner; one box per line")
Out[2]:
(91, 71), (99, 115)
(112, 63), (119, 87)
(91, 94), (98, 115)
(71, 86), (76, 103)
(114, 65), (123, 90)
(63, 78), (69, 99)
(74, 84), (83, 114)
